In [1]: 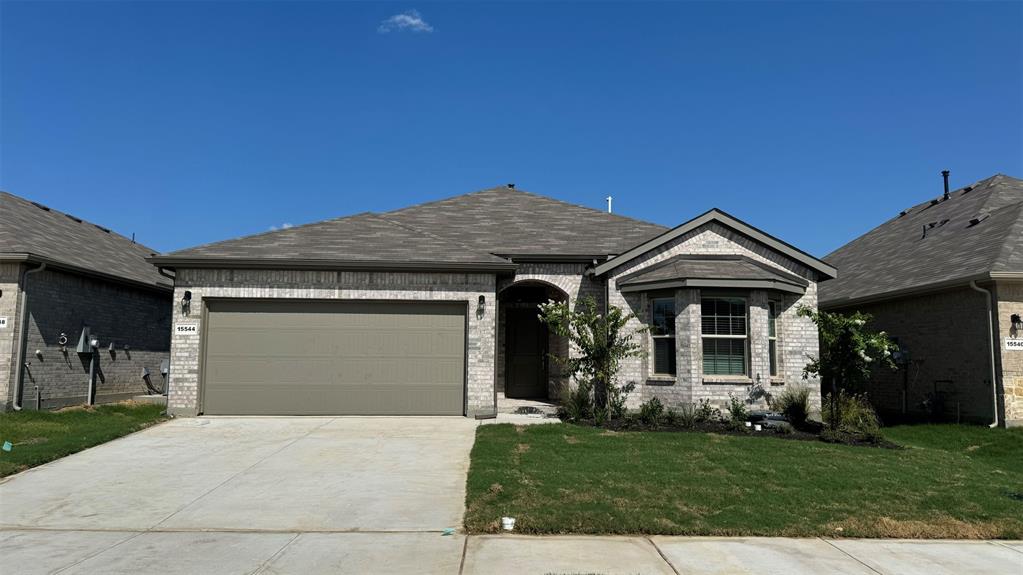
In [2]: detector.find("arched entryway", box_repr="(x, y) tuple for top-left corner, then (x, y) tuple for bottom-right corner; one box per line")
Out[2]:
(498, 281), (569, 401)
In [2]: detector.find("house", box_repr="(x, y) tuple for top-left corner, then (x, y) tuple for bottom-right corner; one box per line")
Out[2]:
(0, 192), (173, 410)
(819, 173), (1023, 427)
(148, 185), (835, 417)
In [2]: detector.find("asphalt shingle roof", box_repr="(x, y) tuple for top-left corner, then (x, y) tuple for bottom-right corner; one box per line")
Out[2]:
(0, 192), (171, 290)
(819, 174), (1023, 307)
(160, 212), (514, 267)
(156, 186), (669, 267)
(617, 254), (809, 289)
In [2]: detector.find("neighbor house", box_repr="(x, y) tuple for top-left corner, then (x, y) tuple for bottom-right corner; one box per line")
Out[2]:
(0, 192), (173, 410)
(820, 173), (1023, 427)
(148, 185), (835, 417)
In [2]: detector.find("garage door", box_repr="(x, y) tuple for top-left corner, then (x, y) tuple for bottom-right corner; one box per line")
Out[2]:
(201, 300), (466, 415)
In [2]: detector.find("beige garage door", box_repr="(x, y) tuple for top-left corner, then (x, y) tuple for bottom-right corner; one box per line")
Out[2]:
(202, 300), (466, 415)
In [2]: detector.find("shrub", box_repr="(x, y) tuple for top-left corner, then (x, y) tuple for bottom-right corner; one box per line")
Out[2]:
(775, 422), (794, 435)
(822, 390), (882, 442)
(663, 408), (681, 427)
(638, 397), (665, 426)
(607, 380), (636, 420)
(773, 385), (812, 428)
(676, 403), (698, 428)
(694, 399), (720, 423)
(726, 395), (749, 425)
(560, 379), (594, 422)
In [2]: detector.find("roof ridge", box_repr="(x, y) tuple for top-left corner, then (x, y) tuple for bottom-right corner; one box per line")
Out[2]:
(368, 214), (510, 263)
(494, 187), (665, 227)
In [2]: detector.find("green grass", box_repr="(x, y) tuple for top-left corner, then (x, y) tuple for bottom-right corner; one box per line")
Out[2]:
(464, 423), (1023, 539)
(0, 402), (167, 477)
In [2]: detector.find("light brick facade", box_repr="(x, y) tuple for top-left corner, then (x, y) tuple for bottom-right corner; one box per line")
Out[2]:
(166, 268), (497, 417)
(1, 264), (172, 410)
(605, 223), (823, 412)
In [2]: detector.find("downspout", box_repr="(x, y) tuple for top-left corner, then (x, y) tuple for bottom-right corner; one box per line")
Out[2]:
(969, 280), (1000, 428)
(12, 262), (46, 411)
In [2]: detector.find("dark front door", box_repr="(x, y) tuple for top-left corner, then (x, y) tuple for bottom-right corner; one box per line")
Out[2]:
(506, 307), (548, 398)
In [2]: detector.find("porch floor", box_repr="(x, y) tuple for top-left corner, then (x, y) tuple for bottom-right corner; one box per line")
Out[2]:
(496, 396), (560, 417)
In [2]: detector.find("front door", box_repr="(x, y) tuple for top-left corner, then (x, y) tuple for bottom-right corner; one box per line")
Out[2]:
(506, 307), (548, 398)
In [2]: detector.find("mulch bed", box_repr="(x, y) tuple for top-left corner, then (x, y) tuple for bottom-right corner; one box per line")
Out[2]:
(565, 417), (901, 449)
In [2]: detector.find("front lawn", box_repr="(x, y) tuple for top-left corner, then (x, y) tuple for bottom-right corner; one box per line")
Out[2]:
(464, 423), (1023, 538)
(0, 402), (167, 478)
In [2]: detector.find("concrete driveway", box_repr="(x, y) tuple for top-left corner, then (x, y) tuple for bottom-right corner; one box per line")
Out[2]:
(1, 416), (475, 574)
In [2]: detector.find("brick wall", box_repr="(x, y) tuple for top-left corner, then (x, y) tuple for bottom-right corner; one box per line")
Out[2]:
(167, 268), (497, 417)
(0, 262), (25, 407)
(6, 267), (171, 409)
(831, 286), (995, 424)
(606, 223), (823, 412)
(995, 280), (1023, 426)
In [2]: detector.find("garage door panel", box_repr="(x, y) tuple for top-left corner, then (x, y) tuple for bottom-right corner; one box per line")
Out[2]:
(202, 300), (466, 415)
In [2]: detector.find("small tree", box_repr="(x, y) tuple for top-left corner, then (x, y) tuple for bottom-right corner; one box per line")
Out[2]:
(538, 295), (644, 419)
(797, 306), (897, 429)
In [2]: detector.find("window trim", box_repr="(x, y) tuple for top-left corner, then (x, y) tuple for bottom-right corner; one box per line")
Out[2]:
(700, 295), (749, 377)
(650, 296), (677, 377)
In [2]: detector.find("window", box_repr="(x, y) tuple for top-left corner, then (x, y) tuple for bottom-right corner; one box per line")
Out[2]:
(702, 297), (747, 376)
(768, 300), (779, 377)
(651, 297), (676, 375)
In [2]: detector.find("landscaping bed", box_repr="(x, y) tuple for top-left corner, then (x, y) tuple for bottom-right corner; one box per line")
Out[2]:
(464, 422), (1023, 538)
(0, 401), (167, 477)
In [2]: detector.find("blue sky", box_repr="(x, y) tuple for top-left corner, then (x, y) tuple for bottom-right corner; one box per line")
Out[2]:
(2, 1), (1021, 257)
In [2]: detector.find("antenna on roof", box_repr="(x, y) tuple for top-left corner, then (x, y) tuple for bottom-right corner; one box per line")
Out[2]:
(131, 233), (135, 244)
(942, 170), (950, 200)
(606, 195), (613, 213)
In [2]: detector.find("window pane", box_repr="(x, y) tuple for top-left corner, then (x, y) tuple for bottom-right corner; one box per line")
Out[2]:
(654, 337), (676, 375)
(769, 340), (778, 376)
(651, 298), (675, 336)
(768, 301), (777, 338)
(703, 337), (747, 376)
(701, 297), (747, 337)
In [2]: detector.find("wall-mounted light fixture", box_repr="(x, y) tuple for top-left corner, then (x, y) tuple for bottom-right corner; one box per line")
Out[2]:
(108, 341), (116, 352)
(89, 337), (100, 350)
(477, 295), (486, 319)
(58, 332), (69, 353)
(181, 290), (192, 316)
(1011, 314), (1022, 338)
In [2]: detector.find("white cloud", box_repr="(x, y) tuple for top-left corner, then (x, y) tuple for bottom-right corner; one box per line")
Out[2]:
(378, 9), (433, 34)
(270, 222), (293, 231)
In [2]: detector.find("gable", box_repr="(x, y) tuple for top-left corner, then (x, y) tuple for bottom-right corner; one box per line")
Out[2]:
(594, 209), (836, 280)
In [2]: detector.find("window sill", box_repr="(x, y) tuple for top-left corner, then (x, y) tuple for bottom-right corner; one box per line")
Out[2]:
(702, 377), (753, 386)
(646, 377), (676, 386)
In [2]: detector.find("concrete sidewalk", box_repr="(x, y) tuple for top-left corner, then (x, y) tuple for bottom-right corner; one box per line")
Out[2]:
(3, 531), (1019, 574)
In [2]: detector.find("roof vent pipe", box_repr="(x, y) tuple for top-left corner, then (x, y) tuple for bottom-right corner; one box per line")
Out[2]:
(942, 170), (950, 200)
